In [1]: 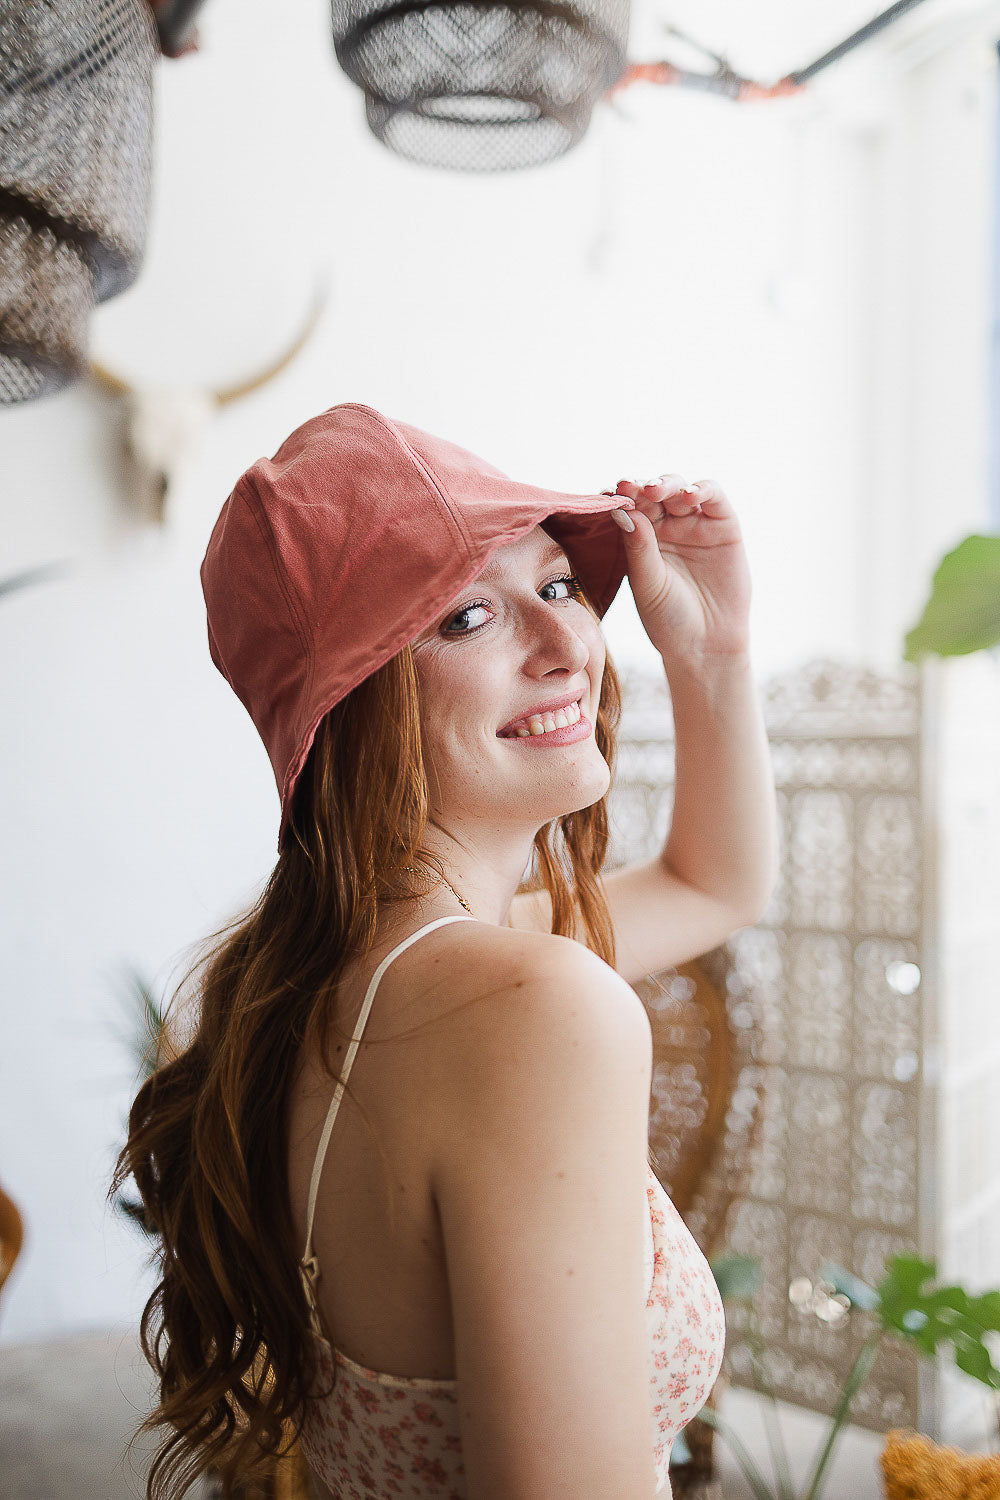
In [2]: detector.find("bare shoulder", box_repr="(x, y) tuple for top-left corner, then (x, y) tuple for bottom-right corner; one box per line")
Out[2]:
(433, 919), (649, 1053)
(423, 920), (652, 1156)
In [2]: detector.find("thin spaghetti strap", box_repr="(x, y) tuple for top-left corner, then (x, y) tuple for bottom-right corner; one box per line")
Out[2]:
(299, 913), (474, 1330)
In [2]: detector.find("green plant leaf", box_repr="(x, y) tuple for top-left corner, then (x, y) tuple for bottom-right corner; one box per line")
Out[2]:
(875, 1254), (1000, 1390)
(801, 1332), (883, 1500)
(903, 534), (1000, 661)
(116, 964), (167, 1080)
(954, 1339), (1000, 1388)
(115, 1195), (155, 1234)
(697, 1405), (778, 1500)
(973, 1290), (1000, 1332)
(755, 1378), (796, 1500)
(876, 1254), (936, 1307)
(110, 967), (169, 1240)
(710, 1251), (764, 1301)
(744, 1311), (795, 1500)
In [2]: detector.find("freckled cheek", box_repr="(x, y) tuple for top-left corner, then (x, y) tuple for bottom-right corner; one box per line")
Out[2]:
(429, 719), (496, 763)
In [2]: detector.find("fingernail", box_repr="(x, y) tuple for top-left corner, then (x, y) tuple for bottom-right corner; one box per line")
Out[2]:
(610, 507), (636, 533)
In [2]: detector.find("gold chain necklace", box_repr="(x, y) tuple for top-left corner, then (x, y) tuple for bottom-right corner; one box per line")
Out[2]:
(402, 863), (474, 916)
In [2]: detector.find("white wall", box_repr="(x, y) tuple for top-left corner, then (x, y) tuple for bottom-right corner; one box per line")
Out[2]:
(2, 0), (998, 1343)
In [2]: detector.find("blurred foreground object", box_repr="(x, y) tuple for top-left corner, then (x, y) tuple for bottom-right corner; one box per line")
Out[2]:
(0, 0), (158, 404)
(701, 1254), (1000, 1499)
(330, 0), (629, 170)
(0, 1179), (24, 1313)
(881, 1428), (1000, 1497)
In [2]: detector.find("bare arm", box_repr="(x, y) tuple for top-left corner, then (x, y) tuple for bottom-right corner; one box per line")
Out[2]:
(431, 935), (659, 1499)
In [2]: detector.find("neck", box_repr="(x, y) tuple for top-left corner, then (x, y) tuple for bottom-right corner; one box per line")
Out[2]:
(401, 835), (532, 926)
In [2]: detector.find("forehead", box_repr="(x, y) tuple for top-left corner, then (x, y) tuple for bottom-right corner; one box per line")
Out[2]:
(474, 527), (569, 580)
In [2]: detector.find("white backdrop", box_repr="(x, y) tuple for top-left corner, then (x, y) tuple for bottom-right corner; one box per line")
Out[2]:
(1, 0), (997, 1343)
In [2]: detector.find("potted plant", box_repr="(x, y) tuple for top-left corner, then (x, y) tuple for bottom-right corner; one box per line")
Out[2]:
(695, 1252), (1000, 1500)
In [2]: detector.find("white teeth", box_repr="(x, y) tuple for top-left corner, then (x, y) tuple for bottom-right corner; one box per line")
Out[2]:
(508, 698), (581, 737)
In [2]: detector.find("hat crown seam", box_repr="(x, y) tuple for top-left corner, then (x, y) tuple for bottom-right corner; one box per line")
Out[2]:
(348, 405), (475, 563)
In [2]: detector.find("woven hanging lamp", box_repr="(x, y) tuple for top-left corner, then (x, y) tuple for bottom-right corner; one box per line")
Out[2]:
(331, 0), (630, 172)
(0, 0), (158, 405)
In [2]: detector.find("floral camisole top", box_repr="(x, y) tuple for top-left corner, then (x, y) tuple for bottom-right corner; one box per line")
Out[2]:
(296, 916), (726, 1498)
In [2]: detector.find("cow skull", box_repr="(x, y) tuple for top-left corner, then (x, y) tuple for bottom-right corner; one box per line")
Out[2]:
(89, 276), (330, 525)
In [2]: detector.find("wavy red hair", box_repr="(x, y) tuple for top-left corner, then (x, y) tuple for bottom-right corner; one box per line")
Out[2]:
(112, 589), (624, 1497)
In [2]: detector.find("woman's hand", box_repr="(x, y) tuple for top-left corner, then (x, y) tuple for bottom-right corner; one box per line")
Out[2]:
(605, 474), (751, 663)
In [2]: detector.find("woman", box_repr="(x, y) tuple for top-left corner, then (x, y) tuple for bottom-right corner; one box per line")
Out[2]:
(115, 403), (778, 1499)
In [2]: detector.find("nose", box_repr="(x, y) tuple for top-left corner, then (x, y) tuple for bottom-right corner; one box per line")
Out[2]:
(518, 597), (591, 675)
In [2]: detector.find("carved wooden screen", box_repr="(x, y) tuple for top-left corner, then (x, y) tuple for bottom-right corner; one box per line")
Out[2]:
(604, 655), (1000, 1441)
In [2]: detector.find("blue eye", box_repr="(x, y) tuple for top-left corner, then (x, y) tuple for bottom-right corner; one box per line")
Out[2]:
(444, 573), (585, 636)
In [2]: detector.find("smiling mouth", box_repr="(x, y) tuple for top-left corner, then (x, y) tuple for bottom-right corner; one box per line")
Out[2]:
(498, 697), (584, 738)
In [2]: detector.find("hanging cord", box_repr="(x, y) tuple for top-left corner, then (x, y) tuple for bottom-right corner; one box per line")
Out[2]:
(603, 0), (934, 104)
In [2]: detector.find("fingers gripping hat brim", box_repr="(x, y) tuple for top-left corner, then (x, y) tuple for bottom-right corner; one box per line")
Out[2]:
(199, 403), (636, 852)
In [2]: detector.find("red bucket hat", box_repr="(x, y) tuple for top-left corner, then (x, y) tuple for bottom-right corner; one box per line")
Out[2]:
(200, 402), (636, 851)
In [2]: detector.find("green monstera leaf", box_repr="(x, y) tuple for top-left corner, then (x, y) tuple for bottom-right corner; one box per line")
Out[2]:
(875, 1254), (1000, 1389)
(903, 534), (1000, 662)
(701, 1252), (1000, 1500)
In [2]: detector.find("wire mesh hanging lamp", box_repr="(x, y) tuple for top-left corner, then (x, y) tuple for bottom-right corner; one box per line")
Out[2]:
(330, 0), (631, 172)
(0, 0), (158, 405)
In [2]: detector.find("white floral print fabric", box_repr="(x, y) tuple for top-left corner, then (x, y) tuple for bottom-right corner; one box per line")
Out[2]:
(297, 1164), (726, 1498)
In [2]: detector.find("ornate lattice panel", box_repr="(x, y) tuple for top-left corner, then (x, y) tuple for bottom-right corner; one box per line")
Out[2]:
(606, 654), (1000, 1444)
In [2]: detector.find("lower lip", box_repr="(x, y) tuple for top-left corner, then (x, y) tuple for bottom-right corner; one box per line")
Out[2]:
(498, 711), (592, 747)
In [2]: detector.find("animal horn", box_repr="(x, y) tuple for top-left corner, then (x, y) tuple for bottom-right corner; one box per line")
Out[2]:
(85, 269), (332, 404)
(213, 273), (332, 407)
(88, 360), (134, 396)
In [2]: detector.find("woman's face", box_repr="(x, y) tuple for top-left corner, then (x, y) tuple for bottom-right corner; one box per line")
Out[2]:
(410, 526), (611, 835)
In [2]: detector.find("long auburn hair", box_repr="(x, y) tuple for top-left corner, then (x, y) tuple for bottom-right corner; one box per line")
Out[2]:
(112, 586), (625, 1498)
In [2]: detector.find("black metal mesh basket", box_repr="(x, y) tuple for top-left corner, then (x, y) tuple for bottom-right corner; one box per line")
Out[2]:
(0, 0), (158, 405)
(331, 0), (631, 171)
